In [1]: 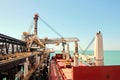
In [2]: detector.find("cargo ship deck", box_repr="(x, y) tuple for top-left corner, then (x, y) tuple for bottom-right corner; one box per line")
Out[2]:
(49, 54), (120, 80)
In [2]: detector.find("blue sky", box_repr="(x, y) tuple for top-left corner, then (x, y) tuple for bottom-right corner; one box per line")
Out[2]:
(0, 0), (120, 50)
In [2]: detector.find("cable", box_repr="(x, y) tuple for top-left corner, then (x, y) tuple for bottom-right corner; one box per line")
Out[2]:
(82, 37), (95, 54)
(78, 44), (83, 52)
(28, 21), (34, 33)
(39, 17), (63, 38)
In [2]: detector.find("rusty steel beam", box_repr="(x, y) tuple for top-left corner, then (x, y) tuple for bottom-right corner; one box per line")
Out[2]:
(0, 33), (27, 54)
(0, 33), (26, 46)
(0, 52), (43, 72)
(0, 57), (26, 72)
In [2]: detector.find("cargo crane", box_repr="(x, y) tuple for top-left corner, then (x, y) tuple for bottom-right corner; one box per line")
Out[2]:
(0, 14), (80, 80)
(0, 14), (48, 80)
(22, 14), (45, 52)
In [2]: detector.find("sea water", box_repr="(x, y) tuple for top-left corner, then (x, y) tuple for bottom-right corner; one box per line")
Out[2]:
(104, 50), (120, 65)
(51, 50), (120, 65)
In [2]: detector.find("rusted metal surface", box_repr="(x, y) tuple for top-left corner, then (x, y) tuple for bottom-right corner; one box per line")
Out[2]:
(0, 33), (26, 54)
(0, 33), (26, 46)
(40, 37), (79, 44)
(0, 57), (26, 72)
(0, 52), (42, 72)
(23, 64), (39, 80)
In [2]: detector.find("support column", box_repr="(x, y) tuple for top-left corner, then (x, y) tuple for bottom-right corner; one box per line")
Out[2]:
(40, 55), (44, 63)
(36, 54), (40, 65)
(62, 40), (66, 59)
(20, 46), (23, 52)
(66, 44), (70, 60)
(15, 65), (24, 80)
(21, 46), (23, 52)
(1, 42), (4, 54)
(12, 44), (14, 54)
(5, 43), (9, 54)
(74, 41), (79, 66)
(24, 58), (29, 77)
(16, 45), (19, 53)
(94, 31), (104, 66)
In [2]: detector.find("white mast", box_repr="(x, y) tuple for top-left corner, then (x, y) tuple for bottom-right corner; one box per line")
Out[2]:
(94, 31), (104, 66)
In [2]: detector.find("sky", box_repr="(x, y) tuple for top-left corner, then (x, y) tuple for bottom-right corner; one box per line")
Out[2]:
(0, 0), (120, 50)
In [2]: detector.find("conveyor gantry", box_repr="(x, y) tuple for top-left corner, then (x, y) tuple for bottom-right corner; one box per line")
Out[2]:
(0, 33), (26, 46)
(40, 37), (79, 44)
(0, 33), (26, 54)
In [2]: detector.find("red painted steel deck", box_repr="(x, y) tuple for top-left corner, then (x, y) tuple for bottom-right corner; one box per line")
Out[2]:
(49, 60), (58, 80)
(61, 68), (72, 80)
(50, 60), (63, 80)
(50, 54), (120, 80)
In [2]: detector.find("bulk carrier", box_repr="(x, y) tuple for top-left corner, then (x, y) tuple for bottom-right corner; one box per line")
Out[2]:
(0, 14), (120, 80)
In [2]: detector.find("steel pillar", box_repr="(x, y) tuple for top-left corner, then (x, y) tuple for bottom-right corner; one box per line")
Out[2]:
(74, 41), (79, 66)
(5, 43), (9, 54)
(66, 44), (70, 60)
(62, 41), (66, 59)
(24, 58), (29, 77)
(36, 54), (40, 65)
(12, 44), (14, 53)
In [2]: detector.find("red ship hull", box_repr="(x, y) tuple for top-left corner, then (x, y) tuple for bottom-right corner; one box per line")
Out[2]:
(49, 54), (120, 80)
